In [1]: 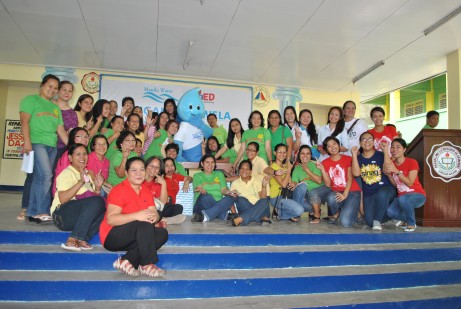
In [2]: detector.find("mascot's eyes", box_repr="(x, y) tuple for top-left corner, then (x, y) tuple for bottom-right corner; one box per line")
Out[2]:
(189, 105), (193, 110)
(197, 106), (201, 110)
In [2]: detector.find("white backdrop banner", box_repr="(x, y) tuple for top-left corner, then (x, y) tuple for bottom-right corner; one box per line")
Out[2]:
(100, 75), (253, 129)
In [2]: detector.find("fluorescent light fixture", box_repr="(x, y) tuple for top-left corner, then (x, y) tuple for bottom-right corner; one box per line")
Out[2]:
(183, 41), (194, 70)
(352, 61), (385, 84)
(424, 6), (461, 36)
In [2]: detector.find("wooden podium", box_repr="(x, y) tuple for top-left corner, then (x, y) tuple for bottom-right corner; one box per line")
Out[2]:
(406, 129), (461, 227)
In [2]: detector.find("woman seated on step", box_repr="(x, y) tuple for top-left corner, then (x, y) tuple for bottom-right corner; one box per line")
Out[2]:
(229, 160), (271, 227)
(191, 154), (238, 222)
(351, 132), (396, 230)
(51, 143), (106, 252)
(316, 136), (361, 228)
(99, 157), (168, 278)
(382, 139), (426, 232)
(269, 143), (304, 222)
(292, 145), (332, 224)
(162, 157), (191, 224)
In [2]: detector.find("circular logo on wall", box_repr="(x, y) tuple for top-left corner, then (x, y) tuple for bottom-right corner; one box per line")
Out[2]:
(81, 72), (100, 94)
(253, 87), (270, 108)
(426, 141), (461, 183)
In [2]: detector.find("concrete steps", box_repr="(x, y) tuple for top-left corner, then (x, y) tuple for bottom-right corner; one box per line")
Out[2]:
(0, 231), (461, 307)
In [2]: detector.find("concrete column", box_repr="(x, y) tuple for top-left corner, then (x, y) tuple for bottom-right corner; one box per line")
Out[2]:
(447, 49), (461, 129)
(389, 90), (400, 124)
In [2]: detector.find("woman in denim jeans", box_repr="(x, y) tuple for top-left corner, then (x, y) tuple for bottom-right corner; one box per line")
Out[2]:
(269, 143), (304, 222)
(316, 136), (361, 228)
(51, 144), (106, 251)
(20, 74), (69, 223)
(383, 139), (426, 232)
(292, 145), (331, 223)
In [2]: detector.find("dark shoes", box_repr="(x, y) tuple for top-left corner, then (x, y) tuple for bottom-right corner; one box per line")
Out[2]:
(191, 213), (204, 223)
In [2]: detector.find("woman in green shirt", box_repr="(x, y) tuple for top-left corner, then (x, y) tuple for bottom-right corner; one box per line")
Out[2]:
(268, 110), (293, 161)
(233, 111), (272, 170)
(191, 154), (237, 222)
(107, 131), (138, 186)
(292, 145), (331, 223)
(104, 116), (125, 160)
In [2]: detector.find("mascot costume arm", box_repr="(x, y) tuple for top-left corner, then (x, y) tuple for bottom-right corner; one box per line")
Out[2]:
(174, 88), (212, 162)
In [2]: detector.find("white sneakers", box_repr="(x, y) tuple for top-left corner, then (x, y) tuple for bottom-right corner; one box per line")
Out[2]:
(372, 220), (382, 231)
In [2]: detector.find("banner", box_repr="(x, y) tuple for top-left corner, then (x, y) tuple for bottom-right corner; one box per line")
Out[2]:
(100, 75), (253, 129)
(3, 120), (23, 159)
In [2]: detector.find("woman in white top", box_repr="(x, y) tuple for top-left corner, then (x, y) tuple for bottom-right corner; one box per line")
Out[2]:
(343, 100), (369, 151)
(317, 106), (349, 161)
(297, 109), (320, 159)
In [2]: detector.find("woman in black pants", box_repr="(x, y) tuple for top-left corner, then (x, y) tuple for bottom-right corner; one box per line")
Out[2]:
(99, 157), (168, 278)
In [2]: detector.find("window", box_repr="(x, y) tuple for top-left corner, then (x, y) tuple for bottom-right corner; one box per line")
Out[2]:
(439, 93), (446, 109)
(404, 100), (423, 117)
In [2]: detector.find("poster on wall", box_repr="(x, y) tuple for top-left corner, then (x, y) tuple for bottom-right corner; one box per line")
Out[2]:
(99, 75), (253, 129)
(3, 120), (23, 159)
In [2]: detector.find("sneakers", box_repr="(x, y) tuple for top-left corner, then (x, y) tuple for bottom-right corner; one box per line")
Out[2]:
(139, 264), (166, 278)
(393, 220), (403, 227)
(372, 220), (382, 231)
(404, 225), (416, 232)
(191, 213), (204, 222)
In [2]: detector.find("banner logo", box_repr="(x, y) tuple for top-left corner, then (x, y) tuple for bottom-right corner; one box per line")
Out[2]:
(253, 87), (270, 107)
(81, 72), (100, 94)
(143, 86), (177, 103)
(426, 141), (461, 182)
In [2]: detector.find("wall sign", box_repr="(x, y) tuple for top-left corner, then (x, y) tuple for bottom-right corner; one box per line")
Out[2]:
(426, 141), (461, 183)
(3, 119), (23, 159)
(81, 72), (100, 94)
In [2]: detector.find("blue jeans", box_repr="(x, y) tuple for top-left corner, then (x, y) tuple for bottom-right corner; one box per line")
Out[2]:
(52, 196), (106, 241)
(28, 144), (57, 216)
(194, 194), (236, 221)
(270, 197), (304, 220)
(21, 173), (33, 211)
(386, 193), (426, 226)
(327, 191), (361, 228)
(293, 183), (331, 212)
(235, 196), (270, 225)
(363, 186), (396, 227)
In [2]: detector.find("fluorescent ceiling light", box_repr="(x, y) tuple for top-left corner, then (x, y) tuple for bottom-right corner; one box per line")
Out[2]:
(352, 61), (385, 84)
(183, 41), (194, 70)
(424, 6), (461, 36)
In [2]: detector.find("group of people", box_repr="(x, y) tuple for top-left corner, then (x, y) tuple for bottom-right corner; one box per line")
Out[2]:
(193, 101), (427, 233)
(18, 74), (431, 277)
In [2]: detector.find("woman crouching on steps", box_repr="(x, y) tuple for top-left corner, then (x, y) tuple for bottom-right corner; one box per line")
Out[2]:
(99, 157), (168, 278)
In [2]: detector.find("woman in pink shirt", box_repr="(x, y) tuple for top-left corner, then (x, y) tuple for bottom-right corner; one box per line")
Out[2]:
(87, 134), (111, 196)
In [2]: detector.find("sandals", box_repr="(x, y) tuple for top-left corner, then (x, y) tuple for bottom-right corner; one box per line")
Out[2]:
(139, 264), (166, 278)
(232, 216), (243, 227)
(310, 216), (321, 224)
(289, 217), (300, 222)
(77, 240), (93, 251)
(113, 257), (139, 277)
(61, 238), (81, 252)
(260, 217), (272, 225)
(271, 208), (281, 221)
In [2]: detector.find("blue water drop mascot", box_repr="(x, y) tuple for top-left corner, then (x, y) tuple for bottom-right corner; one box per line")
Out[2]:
(174, 88), (213, 162)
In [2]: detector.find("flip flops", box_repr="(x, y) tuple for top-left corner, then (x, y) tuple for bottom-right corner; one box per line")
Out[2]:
(61, 240), (81, 252)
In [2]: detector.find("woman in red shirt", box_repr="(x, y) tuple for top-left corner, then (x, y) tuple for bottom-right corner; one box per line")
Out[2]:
(368, 106), (398, 152)
(99, 157), (168, 278)
(383, 139), (426, 232)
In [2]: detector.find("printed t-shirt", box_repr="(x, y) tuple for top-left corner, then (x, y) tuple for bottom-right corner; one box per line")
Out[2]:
(99, 179), (154, 245)
(345, 118), (368, 150)
(174, 121), (203, 152)
(270, 126), (293, 160)
(291, 161), (324, 191)
(192, 170), (226, 203)
(212, 126), (228, 146)
(165, 173), (186, 204)
(322, 155), (361, 192)
(230, 176), (263, 204)
(51, 165), (95, 214)
(368, 126), (398, 152)
(19, 94), (63, 147)
(107, 151), (137, 186)
(391, 157), (426, 196)
(357, 151), (391, 196)
(241, 127), (271, 164)
(144, 129), (167, 159)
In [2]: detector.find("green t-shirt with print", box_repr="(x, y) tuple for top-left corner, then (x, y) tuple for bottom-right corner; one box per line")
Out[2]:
(221, 147), (237, 164)
(144, 129), (167, 159)
(19, 94), (63, 147)
(242, 127), (271, 164)
(107, 150), (137, 186)
(270, 126), (293, 159)
(212, 126), (228, 146)
(192, 170), (226, 203)
(291, 161), (323, 191)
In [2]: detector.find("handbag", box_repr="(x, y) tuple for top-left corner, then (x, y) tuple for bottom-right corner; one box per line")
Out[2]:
(280, 186), (293, 199)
